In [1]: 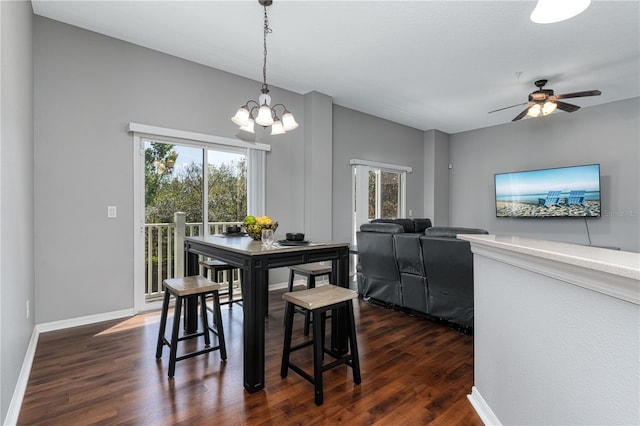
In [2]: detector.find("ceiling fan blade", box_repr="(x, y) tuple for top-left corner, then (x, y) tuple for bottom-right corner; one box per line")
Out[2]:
(555, 101), (581, 113)
(555, 90), (601, 99)
(488, 102), (528, 114)
(512, 107), (530, 121)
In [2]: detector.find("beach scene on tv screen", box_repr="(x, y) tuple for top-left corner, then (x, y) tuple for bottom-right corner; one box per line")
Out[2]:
(495, 164), (601, 217)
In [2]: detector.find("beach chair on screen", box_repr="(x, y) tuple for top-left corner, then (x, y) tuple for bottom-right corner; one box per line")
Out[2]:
(567, 190), (586, 205)
(538, 191), (562, 207)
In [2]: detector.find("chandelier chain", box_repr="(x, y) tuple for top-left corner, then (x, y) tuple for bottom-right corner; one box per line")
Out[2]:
(262, 4), (272, 94)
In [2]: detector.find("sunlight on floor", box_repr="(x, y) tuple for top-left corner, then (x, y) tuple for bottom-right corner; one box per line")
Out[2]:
(94, 312), (161, 336)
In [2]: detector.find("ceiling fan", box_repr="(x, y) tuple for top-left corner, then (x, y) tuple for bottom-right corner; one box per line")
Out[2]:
(489, 79), (601, 121)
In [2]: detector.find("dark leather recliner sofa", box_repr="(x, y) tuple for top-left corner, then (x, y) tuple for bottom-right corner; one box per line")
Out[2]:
(356, 223), (489, 329)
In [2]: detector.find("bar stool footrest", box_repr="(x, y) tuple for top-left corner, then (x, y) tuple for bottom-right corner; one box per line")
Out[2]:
(288, 363), (315, 384)
(289, 340), (314, 352)
(175, 345), (224, 362)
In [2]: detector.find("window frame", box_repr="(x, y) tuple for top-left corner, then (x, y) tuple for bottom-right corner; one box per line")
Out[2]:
(130, 123), (270, 312)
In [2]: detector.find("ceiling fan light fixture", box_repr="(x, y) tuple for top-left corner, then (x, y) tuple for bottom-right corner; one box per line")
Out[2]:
(527, 101), (557, 118)
(542, 101), (557, 115)
(530, 0), (591, 24)
(492, 79), (601, 122)
(527, 103), (542, 117)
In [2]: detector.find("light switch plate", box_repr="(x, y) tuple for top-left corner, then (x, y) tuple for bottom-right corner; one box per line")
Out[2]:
(107, 205), (117, 218)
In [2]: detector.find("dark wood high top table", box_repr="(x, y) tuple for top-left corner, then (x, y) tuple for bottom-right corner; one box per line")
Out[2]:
(184, 235), (350, 394)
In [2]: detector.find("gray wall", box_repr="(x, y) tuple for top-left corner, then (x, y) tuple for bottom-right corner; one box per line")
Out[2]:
(424, 129), (450, 226)
(332, 105), (426, 242)
(303, 91), (333, 241)
(33, 16), (304, 323)
(449, 98), (640, 252)
(1, 0), (35, 421)
(33, 16), (431, 325)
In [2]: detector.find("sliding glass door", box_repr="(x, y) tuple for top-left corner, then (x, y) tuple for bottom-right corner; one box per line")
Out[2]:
(141, 139), (247, 303)
(368, 168), (402, 220)
(352, 161), (408, 246)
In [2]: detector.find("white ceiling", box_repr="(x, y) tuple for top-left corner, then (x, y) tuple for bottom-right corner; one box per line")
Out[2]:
(31, 0), (640, 134)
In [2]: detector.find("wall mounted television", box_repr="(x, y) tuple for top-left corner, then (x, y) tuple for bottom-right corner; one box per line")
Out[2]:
(495, 164), (601, 218)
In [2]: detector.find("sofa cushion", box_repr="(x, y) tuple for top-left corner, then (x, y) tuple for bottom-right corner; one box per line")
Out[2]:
(369, 218), (395, 225)
(391, 218), (416, 233)
(394, 234), (425, 275)
(356, 229), (402, 305)
(421, 236), (476, 328)
(371, 218), (433, 233)
(413, 218), (432, 233)
(371, 218), (415, 232)
(360, 223), (405, 234)
(424, 226), (488, 238)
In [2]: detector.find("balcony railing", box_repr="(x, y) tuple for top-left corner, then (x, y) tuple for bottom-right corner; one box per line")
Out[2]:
(145, 215), (243, 301)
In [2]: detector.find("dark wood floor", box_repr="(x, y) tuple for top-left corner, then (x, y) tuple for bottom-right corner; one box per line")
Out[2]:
(18, 286), (482, 425)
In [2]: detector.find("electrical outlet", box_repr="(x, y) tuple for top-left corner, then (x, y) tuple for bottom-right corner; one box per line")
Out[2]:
(26, 300), (30, 319)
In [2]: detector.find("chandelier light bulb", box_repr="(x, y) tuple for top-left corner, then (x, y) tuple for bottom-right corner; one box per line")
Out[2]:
(281, 112), (299, 131)
(255, 104), (275, 126)
(239, 117), (255, 134)
(530, 0), (591, 24)
(271, 119), (285, 135)
(231, 106), (251, 127)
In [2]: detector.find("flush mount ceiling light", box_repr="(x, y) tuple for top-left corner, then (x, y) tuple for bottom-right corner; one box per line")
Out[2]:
(530, 0), (591, 24)
(231, 0), (298, 136)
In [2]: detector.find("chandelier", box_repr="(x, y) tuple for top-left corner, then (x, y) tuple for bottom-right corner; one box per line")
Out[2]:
(231, 0), (298, 135)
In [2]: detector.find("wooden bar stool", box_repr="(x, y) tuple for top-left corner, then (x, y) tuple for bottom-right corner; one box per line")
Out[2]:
(200, 259), (243, 307)
(156, 275), (227, 378)
(281, 285), (361, 405)
(287, 263), (332, 335)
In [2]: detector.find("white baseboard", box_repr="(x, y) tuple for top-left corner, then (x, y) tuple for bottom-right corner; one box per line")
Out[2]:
(467, 386), (502, 426)
(4, 328), (39, 426)
(35, 308), (135, 334)
(269, 280), (289, 290)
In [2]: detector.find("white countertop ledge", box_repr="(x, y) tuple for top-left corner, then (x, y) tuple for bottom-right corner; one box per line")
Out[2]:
(458, 234), (640, 305)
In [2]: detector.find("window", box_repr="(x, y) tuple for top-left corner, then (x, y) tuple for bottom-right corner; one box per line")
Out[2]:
(368, 169), (402, 220)
(351, 159), (411, 245)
